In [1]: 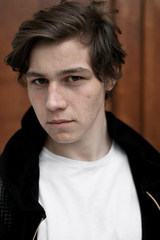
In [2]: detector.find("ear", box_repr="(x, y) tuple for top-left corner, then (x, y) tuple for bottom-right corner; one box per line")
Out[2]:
(104, 64), (120, 91)
(104, 78), (117, 91)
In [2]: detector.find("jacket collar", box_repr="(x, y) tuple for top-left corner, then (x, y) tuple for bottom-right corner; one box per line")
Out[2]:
(107, 111), (160, 207)
(0, 107), (46, 212)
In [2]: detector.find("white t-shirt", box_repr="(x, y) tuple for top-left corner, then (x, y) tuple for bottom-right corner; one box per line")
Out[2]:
(38, 141), (142, 240)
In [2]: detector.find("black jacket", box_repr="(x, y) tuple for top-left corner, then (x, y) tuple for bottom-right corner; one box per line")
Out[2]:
(0, 107), (160, 239)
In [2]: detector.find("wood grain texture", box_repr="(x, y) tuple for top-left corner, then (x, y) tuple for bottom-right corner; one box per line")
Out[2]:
(109, 0), (143, 133)
(110, 0), (160, 150)
(0, 0), (41, 153)
(142, 0), (160, 150)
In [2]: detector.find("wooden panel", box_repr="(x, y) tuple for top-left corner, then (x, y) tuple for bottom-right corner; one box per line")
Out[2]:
(0, 0), (39, 153)
(142, 0), (160, 150)
(111, 0), (160, 150)
(38, 0), (60, 9)
(109, 0), (143, 133)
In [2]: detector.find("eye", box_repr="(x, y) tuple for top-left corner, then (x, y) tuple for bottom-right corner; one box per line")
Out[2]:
(33, 78), (48, 85)
(67, 76), (83, 82)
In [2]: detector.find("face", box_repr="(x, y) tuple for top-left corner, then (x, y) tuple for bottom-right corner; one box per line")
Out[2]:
(26, 38), (110, 146)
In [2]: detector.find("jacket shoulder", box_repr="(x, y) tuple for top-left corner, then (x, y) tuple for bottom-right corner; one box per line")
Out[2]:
(106, 112), (160, 160)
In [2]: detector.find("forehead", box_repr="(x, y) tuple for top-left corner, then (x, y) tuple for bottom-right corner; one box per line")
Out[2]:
(27, 38), (92, 76)
(29, 38), (90, 62)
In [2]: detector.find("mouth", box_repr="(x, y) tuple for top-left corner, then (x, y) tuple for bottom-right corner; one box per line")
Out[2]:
(47, 119), (75, 127)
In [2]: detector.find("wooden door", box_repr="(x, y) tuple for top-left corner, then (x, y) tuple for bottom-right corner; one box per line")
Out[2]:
(110, 0), (160, 151)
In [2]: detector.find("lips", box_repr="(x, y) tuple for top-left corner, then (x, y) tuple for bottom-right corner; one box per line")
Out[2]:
(47, 119), (75, 126)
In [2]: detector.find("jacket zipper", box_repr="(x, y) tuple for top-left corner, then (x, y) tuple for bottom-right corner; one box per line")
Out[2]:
(33, 218), (44, 240)
(146, 191), (160, 211)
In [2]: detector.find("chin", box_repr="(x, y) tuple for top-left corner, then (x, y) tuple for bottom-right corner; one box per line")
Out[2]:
(51, 134), (79, 144)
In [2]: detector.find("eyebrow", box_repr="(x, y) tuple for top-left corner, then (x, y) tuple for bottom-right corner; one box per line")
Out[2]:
(25, 72), (46, 78)
(25, 67), (92, 78)
(57, 67), (91, 77)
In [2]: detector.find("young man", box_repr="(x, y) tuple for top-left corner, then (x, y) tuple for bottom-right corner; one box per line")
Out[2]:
(0, 1), (160, 239)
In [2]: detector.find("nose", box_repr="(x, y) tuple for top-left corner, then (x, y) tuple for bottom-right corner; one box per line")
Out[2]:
(46, 82), (67, 111)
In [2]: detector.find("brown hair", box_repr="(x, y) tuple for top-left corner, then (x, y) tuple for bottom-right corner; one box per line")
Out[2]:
(6, 0), (126, 99)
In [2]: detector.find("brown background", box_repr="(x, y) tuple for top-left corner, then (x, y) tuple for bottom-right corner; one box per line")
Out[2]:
(0, 0), (160, 153)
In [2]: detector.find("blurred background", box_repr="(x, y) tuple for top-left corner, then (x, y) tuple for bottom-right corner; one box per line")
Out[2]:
(0, 0), (160, 153)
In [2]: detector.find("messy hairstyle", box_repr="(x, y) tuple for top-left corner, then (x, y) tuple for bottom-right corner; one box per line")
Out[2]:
(6, 0), (126, 99)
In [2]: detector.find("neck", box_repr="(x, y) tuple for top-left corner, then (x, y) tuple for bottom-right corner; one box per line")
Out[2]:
(45, 115), (112, 162)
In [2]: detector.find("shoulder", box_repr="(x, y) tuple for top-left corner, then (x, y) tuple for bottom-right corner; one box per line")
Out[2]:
(106, 111), (160, 161)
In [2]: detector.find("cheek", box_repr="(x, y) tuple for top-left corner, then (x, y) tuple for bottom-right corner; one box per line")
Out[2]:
(28, 91), (46, 122)
(86, 86), (105, 105)
(78, 89), (105, 117)
(87, 94), (92, 100)
(28, 90), (44, 107)
(27, 88), (36, 105)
